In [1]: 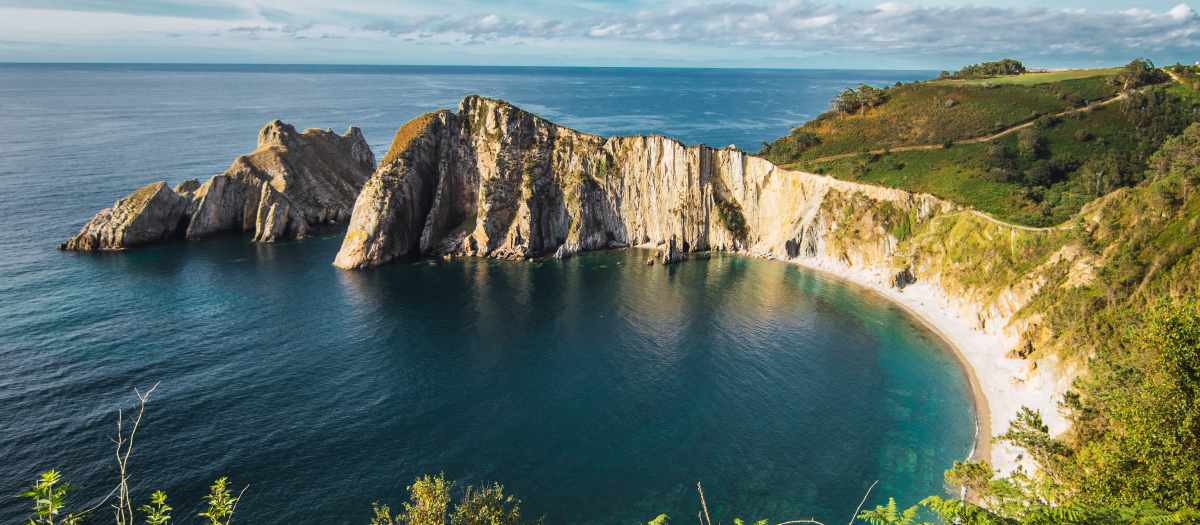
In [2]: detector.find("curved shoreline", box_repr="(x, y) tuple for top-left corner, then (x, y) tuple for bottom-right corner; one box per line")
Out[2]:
(779, 258), (992, 465)
(776, 255), (1073, 476)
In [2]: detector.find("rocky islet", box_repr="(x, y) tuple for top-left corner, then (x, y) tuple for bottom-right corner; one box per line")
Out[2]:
(61, 120), (375, 250)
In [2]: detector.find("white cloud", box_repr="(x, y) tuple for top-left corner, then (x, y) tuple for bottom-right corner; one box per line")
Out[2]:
(566, 0), (1200, 58)
(4, 1), (1200, 66)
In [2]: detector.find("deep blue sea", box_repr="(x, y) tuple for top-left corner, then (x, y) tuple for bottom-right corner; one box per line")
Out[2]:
(0, 65), (970, 525)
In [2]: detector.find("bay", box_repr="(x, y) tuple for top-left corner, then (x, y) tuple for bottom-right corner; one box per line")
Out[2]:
(0, 65), (969, 525)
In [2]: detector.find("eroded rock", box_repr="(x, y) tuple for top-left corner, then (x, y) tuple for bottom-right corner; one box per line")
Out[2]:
(59, 182), (189, 250)
(62, 121), (375, 250)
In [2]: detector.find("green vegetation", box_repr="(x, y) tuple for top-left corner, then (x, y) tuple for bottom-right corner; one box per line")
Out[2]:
(16, 386), (245, 525)
(714, 196), (749, 240)
(381, 112), (438, 168)
(370, 473), (541, 525)
(939, 58), (1027, 80)
(759, 58), (1195, 227)
(946, 68), (1124, 87)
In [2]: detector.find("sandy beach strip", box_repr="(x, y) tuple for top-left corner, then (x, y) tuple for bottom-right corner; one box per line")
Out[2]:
(781, 256), (1071, 475)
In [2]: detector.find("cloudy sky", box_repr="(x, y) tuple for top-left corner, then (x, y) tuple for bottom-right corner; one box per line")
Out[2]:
(1, 0), (1199, 69)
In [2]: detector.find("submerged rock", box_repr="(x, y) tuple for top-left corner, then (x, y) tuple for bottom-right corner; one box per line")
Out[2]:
(61, 121), (375, 250)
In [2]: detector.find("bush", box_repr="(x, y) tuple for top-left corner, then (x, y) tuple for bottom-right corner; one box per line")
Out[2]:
(1033, 115), (1061, 130)
(374, 474), (543, 525)
(1018, 128), (1045, 159)
(1076, 129), (1092, 142)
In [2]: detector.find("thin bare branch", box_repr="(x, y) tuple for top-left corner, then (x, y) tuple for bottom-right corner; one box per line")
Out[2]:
(697, 483), (713, 525)
(228, 484), (250, 525)
(774, 521), (827, 525)
(848, 480), (879, 525)
(109, 383), (160, 525)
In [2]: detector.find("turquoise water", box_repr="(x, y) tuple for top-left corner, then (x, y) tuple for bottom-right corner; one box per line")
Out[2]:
(0, 65), (969, 525)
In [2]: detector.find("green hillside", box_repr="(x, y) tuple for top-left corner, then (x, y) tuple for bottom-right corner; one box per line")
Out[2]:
(759, 59), (1190, 227)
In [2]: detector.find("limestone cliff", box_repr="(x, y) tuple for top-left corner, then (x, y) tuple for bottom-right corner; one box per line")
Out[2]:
(335, 96), (939, 270)
(62, 121), (375, 250)
(334, 96), (1072, 364)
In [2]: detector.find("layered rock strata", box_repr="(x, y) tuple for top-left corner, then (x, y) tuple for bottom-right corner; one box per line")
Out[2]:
(335, 96), (942, 270)
(62, 121), (375, 250)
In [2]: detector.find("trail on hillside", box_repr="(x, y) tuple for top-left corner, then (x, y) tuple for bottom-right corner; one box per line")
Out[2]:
(787, 93), (1126, 165)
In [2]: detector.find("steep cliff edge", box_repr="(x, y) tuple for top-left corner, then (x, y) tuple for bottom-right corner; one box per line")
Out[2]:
(335, 96), (1101, 470)
(61, 121), (375, 250)
(335, 96), (941, 269)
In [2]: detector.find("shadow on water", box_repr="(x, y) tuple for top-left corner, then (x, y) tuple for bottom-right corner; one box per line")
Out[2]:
(2, 65), (953, 525)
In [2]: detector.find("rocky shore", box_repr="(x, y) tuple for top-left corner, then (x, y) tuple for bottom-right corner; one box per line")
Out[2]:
(61, 97), (1071, 474)
(61, 120), (375, 250)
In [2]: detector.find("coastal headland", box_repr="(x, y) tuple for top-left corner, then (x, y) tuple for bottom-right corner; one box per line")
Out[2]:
(61, 95), (1080, 476)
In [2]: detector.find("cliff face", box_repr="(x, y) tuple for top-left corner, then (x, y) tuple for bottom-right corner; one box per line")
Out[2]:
(335, 96), (943, 270)
(334, 96), (1079, 363)
(62, 121), (375, 250)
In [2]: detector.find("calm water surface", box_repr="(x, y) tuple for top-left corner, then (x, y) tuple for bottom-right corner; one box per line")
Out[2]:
(0, 65), (969, 525)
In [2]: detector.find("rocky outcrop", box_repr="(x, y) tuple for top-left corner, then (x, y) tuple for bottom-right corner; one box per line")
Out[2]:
(331, 96), (1071, 368)
(62, 121), (375, 250)
(58, 182), (189, 250)
(335, 96), (942, 270)
(661, 236), (688, 264)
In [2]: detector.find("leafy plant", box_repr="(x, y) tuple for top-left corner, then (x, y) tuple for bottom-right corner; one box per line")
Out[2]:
(138, 491), (172, 525)
(856, 498), (925, 525)
(401, 474), (451, 525)
(198, 478), (242, 525)
(18, 470), (90, 525)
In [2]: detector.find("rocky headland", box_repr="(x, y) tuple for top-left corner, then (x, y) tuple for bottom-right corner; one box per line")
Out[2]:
(60, 120), (375, 250)
(334, 96), (1083, 473)
(59, 97), (1078, 473)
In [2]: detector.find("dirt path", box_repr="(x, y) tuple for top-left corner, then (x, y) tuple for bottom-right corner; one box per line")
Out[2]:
(780, 93), (1126, 167)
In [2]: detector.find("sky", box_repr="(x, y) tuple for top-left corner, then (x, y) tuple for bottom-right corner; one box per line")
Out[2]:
(2, 0), (1200, 69)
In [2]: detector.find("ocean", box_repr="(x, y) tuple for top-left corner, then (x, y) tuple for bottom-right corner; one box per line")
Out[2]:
(0, 64), (972, 525)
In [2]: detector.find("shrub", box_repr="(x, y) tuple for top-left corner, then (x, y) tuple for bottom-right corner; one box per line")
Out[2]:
(1018, 128), (1045, 159)
(1033, 115), (1061, 130)
(714, 197), (749, 240)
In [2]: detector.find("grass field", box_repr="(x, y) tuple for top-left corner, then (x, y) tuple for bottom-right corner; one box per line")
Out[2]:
(936, 68), (1122, 86)
(761, 75), (1119, 163)
(758, 64), (1200, 227)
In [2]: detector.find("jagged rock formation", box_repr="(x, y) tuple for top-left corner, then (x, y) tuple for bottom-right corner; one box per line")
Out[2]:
(331, 96), (1076, 372)
(661, 236), (688, 264)
(334, 96), (941, 270)
(62, 121), (375, 250)
(58, 182), (190, 250)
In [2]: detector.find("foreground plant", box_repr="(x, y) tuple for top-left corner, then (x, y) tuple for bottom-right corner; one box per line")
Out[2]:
(372, 474), (541, 525)
(16, 386), (242, 525)
(18, 470), (90, 525)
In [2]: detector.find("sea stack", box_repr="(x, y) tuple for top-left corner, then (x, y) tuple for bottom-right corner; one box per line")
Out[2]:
(61, 121), (375, 250)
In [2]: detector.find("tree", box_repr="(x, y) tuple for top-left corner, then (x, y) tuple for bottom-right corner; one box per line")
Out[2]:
(1115, 57), (1169, 91)
(450, 483), (536, 525)
(944, 460), (995, 501)
(831, 87), (861, 115)
(1018, 128), (1044, 159)
(1072, 297), (1200, 509)
(375, 475), (543, 525)
(857, 84), (886, 114)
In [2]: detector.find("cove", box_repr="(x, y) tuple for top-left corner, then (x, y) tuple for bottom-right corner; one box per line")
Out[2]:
(1, 231), (974, 525)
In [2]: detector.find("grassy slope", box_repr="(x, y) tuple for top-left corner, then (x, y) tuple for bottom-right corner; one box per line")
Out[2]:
(761, 68), (1198, 226)
(946, 68), (1123, 86)
(773, 74), (1117, 160)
